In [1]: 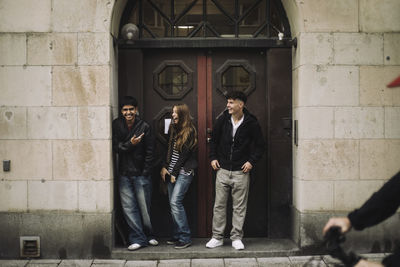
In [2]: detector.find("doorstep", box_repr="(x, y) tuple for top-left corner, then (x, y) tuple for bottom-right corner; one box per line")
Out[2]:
(111, 238), (301, 260)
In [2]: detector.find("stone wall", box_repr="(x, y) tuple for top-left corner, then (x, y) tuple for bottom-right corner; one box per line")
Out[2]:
(283, 0), (400, 249)
(0, 0), (399, 258)
(0, 0), (115, 258)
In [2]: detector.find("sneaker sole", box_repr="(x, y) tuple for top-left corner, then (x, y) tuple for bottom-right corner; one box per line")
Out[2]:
(206, 243), (223, 248)
(174, 243), (192, 249)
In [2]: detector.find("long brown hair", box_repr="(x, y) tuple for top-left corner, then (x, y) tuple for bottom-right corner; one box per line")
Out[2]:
(172, 104), (197, 152)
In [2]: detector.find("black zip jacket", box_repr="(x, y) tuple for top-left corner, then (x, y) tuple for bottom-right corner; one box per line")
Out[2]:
(348, 171), (400, 267)
(112, 116), (154, 177)
(163, 126), (198, 178)
(209, 108), (265, 171)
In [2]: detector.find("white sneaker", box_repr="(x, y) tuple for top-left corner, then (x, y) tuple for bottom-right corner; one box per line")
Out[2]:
(127, 243), (141, 251)
(206, 238), (223, 248)
(232, 239), (244, 250)
(148, 239), (159, 246)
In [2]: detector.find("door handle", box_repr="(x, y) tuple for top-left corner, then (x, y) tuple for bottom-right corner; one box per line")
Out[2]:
(206, 128), (212, 143)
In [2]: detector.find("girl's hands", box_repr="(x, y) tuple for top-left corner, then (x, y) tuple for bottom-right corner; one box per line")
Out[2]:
(160, 167), (169, 182)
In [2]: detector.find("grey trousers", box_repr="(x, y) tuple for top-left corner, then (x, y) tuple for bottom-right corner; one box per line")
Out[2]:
(211, 168), (250, 241)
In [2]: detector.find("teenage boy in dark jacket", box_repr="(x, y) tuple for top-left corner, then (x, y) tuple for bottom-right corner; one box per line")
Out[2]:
(112, 96), (158, 250)
(323, 171), (400, 267)
(206, 91), (265, 250)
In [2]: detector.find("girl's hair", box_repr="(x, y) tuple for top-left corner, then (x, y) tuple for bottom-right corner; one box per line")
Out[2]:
(172, 104), (197, 152)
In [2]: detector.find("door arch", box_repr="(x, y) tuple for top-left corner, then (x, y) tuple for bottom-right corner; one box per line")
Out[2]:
(112, 0), (293, 246)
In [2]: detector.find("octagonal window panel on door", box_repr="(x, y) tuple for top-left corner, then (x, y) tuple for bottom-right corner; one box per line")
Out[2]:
(215, 60), (256, 97)
(153, 60), (193, 100)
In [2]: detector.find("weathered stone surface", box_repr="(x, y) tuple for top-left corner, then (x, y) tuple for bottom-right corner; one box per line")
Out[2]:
(334, 107), (384, 139)
(360, 140), (400, 180)
(53, 140), (111, 181)
(385, 107), (400, 138)
(78, 107), (111, 139)
(257, 257), (291, 267)
(334, 180), (384, 210)
(294, 178), (333, 212)
(191, 259), (224, 267)
(92, 259), (125, 266)
(125, 260), (157, 267)
(27, 107), (77, 139)
(27, 33), (77, 65)
(294, 33), (333, 68)
(78, 33), (110, 65)
(0, 181), (27, 211)
(224, 258), (258, 267)
(0, 66), (51, 106)
(289, 256), (326, 267)
(0, 34), (26, 65)
(295, 140), (359, 180)
(0, 107), (27, 139)
(0, 0), (51, 32)
(0, 140), (52, 180)
(0, 260), (29, 267)
(0, 212), (112, 258)
(295, 107), (334, 139)
(384, 33), (400, 65)
(28, 180), (78, 210)
(58, 260), (93, 267)
(300, 0), (358, 32)
(158, 259), (190, 267)
(52, 66), (110, 106)
(333, 33), (383, 65)
(360, 0), (400, 32)
(78, 181), (112, 212)
(360, 66), (400, 106)
(297, 65), (359, 106)
(289, 256), (327, 267)
(52, 0), (113, 32)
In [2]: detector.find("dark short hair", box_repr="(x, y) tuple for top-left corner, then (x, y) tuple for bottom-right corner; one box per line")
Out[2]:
(226, 90), (247, 104)
(120, 96), (138, 109)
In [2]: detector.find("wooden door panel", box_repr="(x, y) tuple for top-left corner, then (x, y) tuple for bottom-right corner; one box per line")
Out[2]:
(267, 48), (292, 238)
(210, 49), (268, 237)
(143, 49), (199, 237)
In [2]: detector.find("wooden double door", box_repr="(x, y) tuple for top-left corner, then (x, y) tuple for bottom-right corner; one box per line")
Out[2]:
(118, 48), (292, 241)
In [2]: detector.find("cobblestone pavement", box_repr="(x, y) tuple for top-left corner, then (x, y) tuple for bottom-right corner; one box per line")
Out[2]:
(0, 254), (387, 267)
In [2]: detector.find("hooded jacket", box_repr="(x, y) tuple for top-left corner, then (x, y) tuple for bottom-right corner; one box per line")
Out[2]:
(112, 116), (154, 177)
(209, 108), (265, 171)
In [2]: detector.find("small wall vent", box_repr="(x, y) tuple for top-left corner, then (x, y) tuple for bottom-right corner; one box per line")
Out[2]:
(20, 236), (40, 258)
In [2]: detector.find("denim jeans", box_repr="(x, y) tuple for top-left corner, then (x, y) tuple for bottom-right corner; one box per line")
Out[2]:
(119, 175), (154, 246)
(167, 173), (193, 243)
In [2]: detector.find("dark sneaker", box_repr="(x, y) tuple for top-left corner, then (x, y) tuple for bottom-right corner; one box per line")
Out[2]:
(174, 241), (192, 249)
(166, 238), (178, 245)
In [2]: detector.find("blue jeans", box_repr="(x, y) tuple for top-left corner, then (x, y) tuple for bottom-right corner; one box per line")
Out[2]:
(119, 175), (154, 246)
(167, 173), (193, 243)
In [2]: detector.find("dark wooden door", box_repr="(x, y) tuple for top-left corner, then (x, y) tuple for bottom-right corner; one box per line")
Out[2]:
(209, 49), (268, 237)
(117, 47), (292, 242)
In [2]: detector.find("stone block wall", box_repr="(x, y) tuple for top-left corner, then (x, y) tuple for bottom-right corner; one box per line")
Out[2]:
(0, 0), (115, 258)
(285, 0), (400, 249)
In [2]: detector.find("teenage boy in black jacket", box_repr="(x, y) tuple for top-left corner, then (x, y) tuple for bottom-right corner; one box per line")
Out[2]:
(112, 96), (158, 250)
(323, 171), (400, 267)
(206, 91), (265, 250)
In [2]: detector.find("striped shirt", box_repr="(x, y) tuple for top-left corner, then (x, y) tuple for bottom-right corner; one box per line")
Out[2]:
(167, 140), (192, 176)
